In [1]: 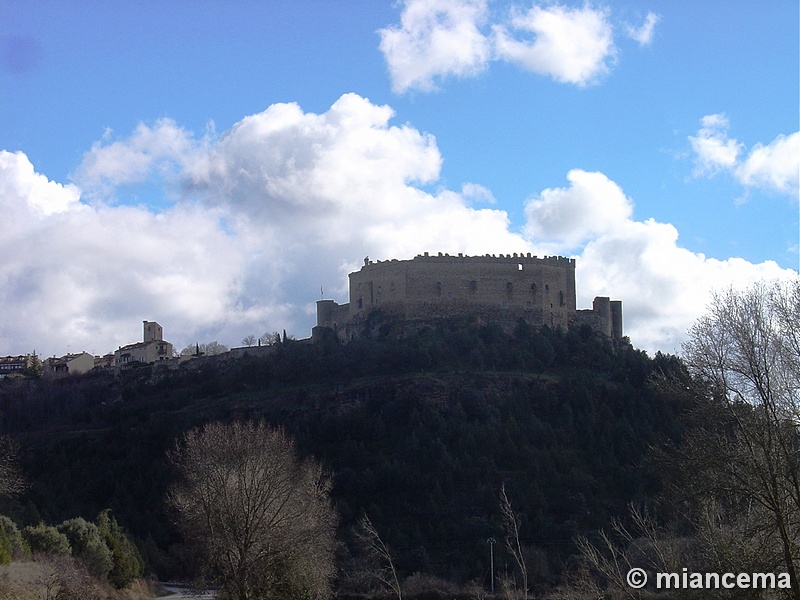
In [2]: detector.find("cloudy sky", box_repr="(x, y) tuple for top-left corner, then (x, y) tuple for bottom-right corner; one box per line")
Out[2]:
(1, 1), (797, 358)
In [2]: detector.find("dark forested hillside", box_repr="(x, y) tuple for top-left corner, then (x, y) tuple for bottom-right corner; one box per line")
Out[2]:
(0, 320), (692, 589)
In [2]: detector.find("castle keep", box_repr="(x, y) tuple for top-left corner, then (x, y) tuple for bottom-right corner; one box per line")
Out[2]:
(316, 253), (622, 342)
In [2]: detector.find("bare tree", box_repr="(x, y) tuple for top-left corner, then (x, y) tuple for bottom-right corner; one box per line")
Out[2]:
(0, 435), (25, 498)
(167, 421), (337, 600)
(179, 341), (229, 357)
(260, 331), (282, 347)
(500, 484), (528, 600)
(242, 335), (257, 347)
(682, 278), (800, 597)
(353, 514), (403, 600)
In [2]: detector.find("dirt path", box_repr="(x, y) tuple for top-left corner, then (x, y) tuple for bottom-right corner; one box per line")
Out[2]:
(159, 582), (216, 598)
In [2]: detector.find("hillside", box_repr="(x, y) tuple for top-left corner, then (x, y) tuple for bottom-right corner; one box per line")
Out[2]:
(0, 320), (692, 591)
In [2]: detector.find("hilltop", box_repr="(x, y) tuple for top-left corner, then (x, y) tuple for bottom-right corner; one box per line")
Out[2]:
(0, 319), (692, 594)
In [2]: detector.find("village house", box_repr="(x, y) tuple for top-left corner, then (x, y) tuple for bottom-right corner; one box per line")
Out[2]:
(0, 354), (33, 378)
(43, 352), (96, 378)
(114, 321), (174, 367)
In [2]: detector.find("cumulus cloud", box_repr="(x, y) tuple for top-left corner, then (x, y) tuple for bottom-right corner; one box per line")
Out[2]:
(0, 150), (260, 358)
(74, 119), (198, 199)
(492, 4), (616, 86)
(521, 169), (794, 353)
(3, 94), (527, 356)
(0, 150), (80, 217)
(736, 131), (800, 196)
(524, 169), (632, 248)
(378, 0), (491, 93)
(689, 114), (744, 176)
(2, 96), (795, 358)
(380, 1), (624, 91)
(626, 12), (660, 46)
(690, 114), (799, 196)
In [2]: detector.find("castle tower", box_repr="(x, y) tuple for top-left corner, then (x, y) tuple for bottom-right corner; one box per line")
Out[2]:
(610, 301), (623, 340)
(143, 321), (163, 343)
(592, 297), (612, 338)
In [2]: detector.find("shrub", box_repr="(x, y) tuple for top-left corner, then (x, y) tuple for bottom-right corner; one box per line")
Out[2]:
(57, 517), (113, 580)
(0, 515), (28, 560)
(0, 526), (10, 565)
(21, 523), (71, 556)
(96, 510), (144, 589)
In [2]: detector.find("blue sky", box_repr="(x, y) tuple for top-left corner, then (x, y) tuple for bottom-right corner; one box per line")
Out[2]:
(1, 0), (797, 357)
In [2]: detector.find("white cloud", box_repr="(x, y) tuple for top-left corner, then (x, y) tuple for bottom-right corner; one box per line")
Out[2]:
(689, 113), (743, 176)
(493, 4), (616, 86)
(0, 150), (80, 217)
(521, 169), (795, 353)
(379, 1), (654, 92)
(378, 0), (491, 93)
(60, 93), (526, 351)
(736, 131), (800, 196)
(73, 119), (198, 199)
(461, 182), (496, 204)
(626, 12), (660, 46)
(0, 150), (260, 358)
(3, 96), (795, 359)
(690, 114), (799, 196)
(524, 169), (633, 248)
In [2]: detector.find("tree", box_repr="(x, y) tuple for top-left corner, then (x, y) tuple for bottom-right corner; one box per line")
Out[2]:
(96, 510), (144, 589)
(682, 278), (800, 597)
(168, 421), (337, 600)
(353, 514), (403, 600)
(179, 341), (230, 357)
(242, 335), (257, 347)
(57, 517), (113, 580)
(0, 435), (25, 498)
(500, 484), (528, 600)
(260, 331), (282, 347)
(22, 352), (43, 378)
(22, 524), (71, 556)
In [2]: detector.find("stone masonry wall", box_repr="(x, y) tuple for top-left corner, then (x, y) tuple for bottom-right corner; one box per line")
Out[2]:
(316, 253), (622, 343)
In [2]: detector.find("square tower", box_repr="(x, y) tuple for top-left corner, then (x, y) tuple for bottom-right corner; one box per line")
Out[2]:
(143, 321), (163, 343)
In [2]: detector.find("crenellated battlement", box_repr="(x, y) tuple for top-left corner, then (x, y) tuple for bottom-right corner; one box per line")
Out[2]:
(360, 252), (575, 269)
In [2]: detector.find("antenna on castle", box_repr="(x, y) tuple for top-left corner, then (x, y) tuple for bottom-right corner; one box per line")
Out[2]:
(320, 286), (324, 299)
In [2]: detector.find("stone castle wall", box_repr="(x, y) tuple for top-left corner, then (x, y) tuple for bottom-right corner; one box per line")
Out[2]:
(315, 253), (622, 342)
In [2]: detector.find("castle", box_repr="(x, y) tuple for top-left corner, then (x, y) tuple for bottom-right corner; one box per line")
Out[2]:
(315, 253), (622, 342)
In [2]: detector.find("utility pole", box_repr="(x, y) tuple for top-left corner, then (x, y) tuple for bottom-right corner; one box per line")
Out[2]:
(487, 537), (496, 594)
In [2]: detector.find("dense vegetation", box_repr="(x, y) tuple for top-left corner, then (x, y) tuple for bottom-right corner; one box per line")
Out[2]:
(0, 318), (697, 592)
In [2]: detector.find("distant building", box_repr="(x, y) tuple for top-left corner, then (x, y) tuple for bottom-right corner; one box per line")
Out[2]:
(316, 253), (623, 342)
(114, 321), (174, 367)
(0, 354), (33, 378)
(44, 352), (95, 378)
(94, 353), (115, 369)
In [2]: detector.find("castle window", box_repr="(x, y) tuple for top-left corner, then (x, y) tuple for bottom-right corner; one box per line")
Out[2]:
(559, 291), (565, 307)
(526, 301), (532, 310)
(506, 281), (513, 293)
(545, 284), (549, 292)
(518, 263), (523, 271)
(358, 298), (363, 309)
(468, 280), (477, 293)
(531, 283), (537, 293)
(436, 281), (442, 296)
(390, 282), (395, 293)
